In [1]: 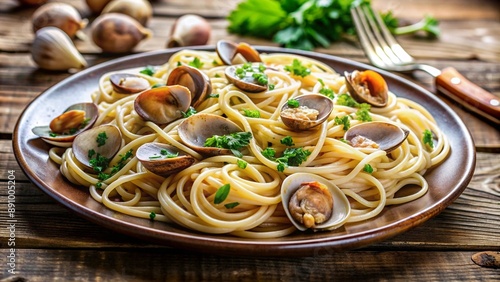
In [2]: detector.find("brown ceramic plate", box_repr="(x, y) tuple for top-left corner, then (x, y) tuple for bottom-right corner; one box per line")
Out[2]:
(13, 46), (475, 256)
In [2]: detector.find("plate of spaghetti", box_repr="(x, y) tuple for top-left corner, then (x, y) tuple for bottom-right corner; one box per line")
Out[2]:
(13, 44), (475, 256)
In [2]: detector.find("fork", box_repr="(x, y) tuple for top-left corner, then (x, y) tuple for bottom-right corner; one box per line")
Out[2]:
(350, 4), (500, 124)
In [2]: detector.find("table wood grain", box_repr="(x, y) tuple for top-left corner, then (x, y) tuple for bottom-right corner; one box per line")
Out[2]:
(1, 0), (499, 280)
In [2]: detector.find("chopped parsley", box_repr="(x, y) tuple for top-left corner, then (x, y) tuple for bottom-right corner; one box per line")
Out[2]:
(188, 57), (204, 69)
(140, 65), (155, 76)
(252, 72), (269, 85)
(262, 146), (311, 172)
(339, 138), (348, 144)
(280, 136), (294, 146)
(214, 184), (230, 204)
(287, 98), (300, 108)
(336, 94), (372, 121)
(204, 132), (253, 158)
(423, 129), (434, 149)
(49, 132), (57, 137)
(224, 202), (240, 209)
(150, 149), (179, 159)
(363, 164), (374, 174)
(151, 83), (165, 88)
(284, 59), (311, 77)
(149, 211), (156, 220)
(96, 132), (108, 147)
(242, 109), (261, 118)
(268, 84), (275, 90)
(208, 93), (219, 98)
(181, 107), (197, 118)
(334, 116), (350, 131)
(90, 149), (134, 189)
(237, 159), (248, 169)
(336, 93), (358, 108)
(212, 60), (220, 66)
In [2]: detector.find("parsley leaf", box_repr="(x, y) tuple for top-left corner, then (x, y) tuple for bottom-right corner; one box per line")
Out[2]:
(287, 98), (300, 108)
(334, 115), (351, 130)
(243, 109), (261, 118)
(263, 146), (310, 172)
(181, 107), (197, 118)
(188, 57), (204, 69)
(284, 59), (311, 77)
(204, 132), (253, 158)
(140, 66), (155, 76)
(261, 147), (276, 160)
(224, 202), (240, 209)
(423, 129), (434, 149)
(280, 136), (295, 146)
(214, 184), (231, 204)
(356, 103), (372, 122)
(237, 159), (248, 169)
(149, 211), (156, 220)
(363, 163), (373, 173)
(96, 132), (108, 147)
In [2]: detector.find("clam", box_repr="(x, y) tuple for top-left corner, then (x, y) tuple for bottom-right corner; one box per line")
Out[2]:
(280, 94), (334, 131)
(216, 40), (262, 65)
(225, 63), (269, 93)
(281, 173), (351, 231)
(32, 102), (98, 146)
(72, 124), (123, 168)
(177, 113), (244, 156)
(166, 65), (212, 108)
(110, 73), (150, 94)
(136, 143), (195, 177)
(344, 121), (410, 153)
(345, 70), (388, 107)
(134, 85), (192, 125)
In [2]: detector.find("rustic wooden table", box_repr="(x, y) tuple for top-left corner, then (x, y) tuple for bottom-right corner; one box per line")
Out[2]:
(1, 0), (499, 280)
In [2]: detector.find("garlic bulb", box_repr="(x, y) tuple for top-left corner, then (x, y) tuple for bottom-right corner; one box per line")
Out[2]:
(91, 13), (152, 54)
(101, 0), (153, 26)
(85, 0), (112, 14)
(167, 14), (211, 48)
(32, 3), (88, 38)
(31, 27), (87, 71)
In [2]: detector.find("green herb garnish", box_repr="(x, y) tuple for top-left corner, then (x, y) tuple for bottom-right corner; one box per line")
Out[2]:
(284, 59), (310, 77)
(204, 132), (253, 158)
(96, 132), (108, 147)
(208, 93), (220, 98)
(237, 159), (248, 169)
(280, 136), (294, 146)
(243, 109), (261, 118)
(334, 116), (351, 131)
(149, 211), (156, 220)
(363, 164), (374, 173)
(214, 184), (231, 204)
(287, 98), (300, 108)
(188, 57), (204, 69)
(224, 202), (240, 209)
(181, 107), (197, 118)
(423, 129), (434, 149)
(140, 66), (155, 76)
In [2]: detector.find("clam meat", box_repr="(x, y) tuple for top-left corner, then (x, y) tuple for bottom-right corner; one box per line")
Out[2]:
(134, 85), (192, 125)
(281, 173), (351, 231)
(136, 143), (195, 177)
(344, 121), (410, 153)
(31, 102), (98, 146)
(280, 94), (334, 131)
(345, 70), (388, 107)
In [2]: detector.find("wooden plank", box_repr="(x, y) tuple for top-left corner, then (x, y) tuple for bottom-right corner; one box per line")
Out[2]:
(1, 140), (499, 249)
(0, 249), (498, 281)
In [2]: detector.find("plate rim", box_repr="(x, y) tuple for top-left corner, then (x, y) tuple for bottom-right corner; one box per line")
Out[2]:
(12, 45), (476, 256)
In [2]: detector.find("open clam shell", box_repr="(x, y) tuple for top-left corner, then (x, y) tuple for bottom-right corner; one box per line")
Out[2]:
(281, 173), (351, 231)
(72, 124), (123, 169)
(345, 70), (388, 107)
(280, 94), (334, 131)
(31, 102), (98, 146)
(134, 85), (192, 125)
(216, 40), (262, 65)
(110, 73), (150, 94)
(344, 121), (410, 153)
(136, 143), (195, 177)
(177, 113), (244, 156)
(225, 63), (269, 93)
(166, 65), (212, 108)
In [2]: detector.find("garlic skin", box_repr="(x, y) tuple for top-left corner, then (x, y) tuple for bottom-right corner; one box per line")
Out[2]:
(91, 13), (152, 54)
(32, 3), (88, 38)
(31, 27), (87, 71)
(85, 0), (112, 14)
(167, 14), (211, 48)
(101, 0), (153, 26)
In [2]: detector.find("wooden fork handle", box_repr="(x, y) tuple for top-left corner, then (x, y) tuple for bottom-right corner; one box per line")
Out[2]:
(436, 67), (500, 124)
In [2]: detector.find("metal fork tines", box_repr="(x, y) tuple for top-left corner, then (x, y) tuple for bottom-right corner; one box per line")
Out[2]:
(350, 5), (441, 77)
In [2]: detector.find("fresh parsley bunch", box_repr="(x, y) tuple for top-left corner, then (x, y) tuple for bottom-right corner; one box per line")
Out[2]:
(227, 0), (370, 50)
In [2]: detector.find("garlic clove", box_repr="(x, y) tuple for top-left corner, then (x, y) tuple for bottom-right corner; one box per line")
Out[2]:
(91, 13), (153, 54)
(101, 0), (153, 27)
(32, 2), (88, 38)
(167, 14), (211, 48)
(31, 27), (87, 71)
